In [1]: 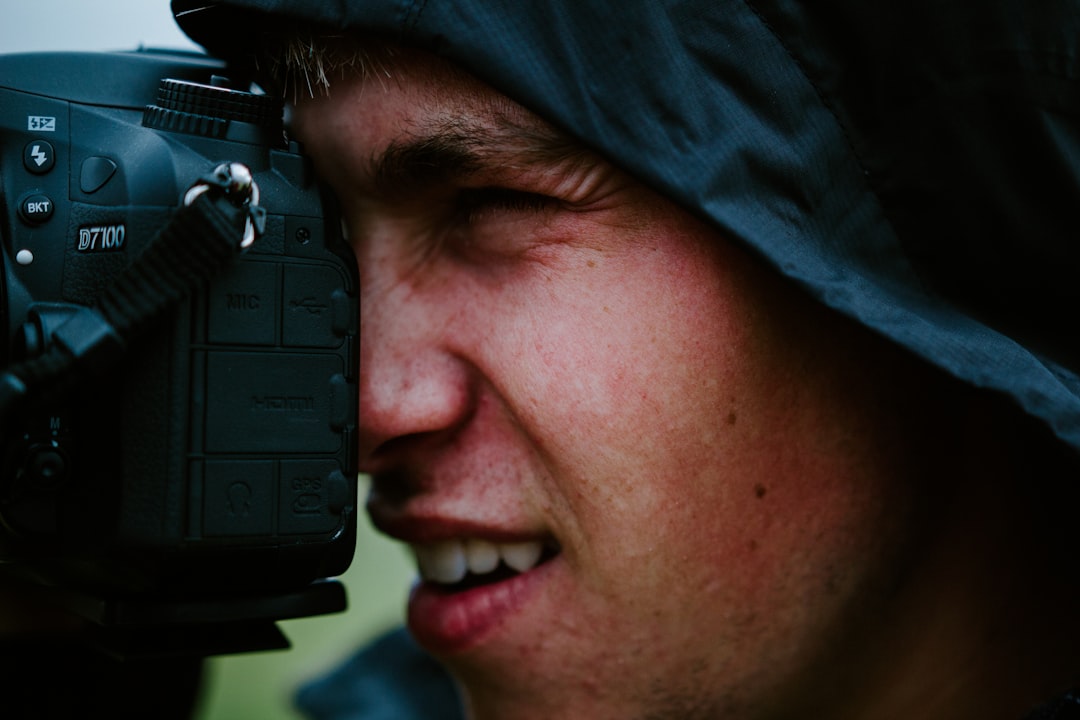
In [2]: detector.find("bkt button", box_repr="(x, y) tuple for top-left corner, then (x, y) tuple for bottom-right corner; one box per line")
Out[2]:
(19, 194), (54, 225)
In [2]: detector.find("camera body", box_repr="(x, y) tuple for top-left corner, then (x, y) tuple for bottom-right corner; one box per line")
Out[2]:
(0, 50), (358, 609)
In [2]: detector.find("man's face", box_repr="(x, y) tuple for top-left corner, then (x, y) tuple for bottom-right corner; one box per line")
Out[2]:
(292, 49), (945, 719)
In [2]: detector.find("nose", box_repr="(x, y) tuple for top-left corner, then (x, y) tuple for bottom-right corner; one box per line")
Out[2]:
(354, 242), (475, 473)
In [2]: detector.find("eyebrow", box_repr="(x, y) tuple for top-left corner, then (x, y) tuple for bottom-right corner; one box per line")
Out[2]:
(369, 113), (591, 198)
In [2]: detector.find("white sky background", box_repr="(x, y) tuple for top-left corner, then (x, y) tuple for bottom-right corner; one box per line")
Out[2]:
(1, 0), (200, 54)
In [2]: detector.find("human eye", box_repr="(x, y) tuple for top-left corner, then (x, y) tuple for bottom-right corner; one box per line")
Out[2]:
(443, 186), (561, 260)
(456, 187), (557, 225)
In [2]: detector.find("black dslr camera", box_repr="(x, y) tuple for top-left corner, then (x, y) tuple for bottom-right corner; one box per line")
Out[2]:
(0, 49), (358, 655)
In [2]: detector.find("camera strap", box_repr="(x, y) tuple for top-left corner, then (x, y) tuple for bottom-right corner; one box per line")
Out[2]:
(0, 162), (265, 431)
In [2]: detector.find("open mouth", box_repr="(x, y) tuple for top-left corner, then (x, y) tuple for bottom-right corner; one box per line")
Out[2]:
(411, 537), (561, 593)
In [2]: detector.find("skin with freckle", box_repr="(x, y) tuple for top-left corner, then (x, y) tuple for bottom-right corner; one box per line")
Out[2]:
(284, 50), (1065, 720)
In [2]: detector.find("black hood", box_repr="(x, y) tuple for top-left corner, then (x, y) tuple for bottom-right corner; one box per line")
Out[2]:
(175, 0), (1080, 451)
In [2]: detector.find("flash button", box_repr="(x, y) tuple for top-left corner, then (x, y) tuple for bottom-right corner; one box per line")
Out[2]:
(23, 141), (55, 174)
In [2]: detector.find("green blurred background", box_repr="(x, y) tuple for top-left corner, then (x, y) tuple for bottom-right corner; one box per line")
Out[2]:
(195, 501), (416, 720)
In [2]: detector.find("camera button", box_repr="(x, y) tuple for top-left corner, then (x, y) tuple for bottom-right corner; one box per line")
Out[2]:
(27, 445), (69, 487)
(23, 140), (55, 174)
(18, 193), (54, 225)
(80, 156), (118, 194)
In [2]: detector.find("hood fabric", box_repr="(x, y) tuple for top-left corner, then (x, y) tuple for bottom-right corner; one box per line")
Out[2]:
(174, 0), (1080, 452)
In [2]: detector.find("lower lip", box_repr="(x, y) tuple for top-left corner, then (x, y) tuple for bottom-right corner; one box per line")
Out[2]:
(407, 558), (557, 654)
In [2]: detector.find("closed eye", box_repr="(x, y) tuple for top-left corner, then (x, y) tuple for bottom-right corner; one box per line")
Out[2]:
(457, 187), (557, 224)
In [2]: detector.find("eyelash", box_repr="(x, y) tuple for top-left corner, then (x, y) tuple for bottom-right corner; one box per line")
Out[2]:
(456, 187), (555, 223)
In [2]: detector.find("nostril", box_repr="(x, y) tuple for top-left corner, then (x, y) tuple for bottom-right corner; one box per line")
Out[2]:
(357, 416), (468, 474)
(366, 466), (429, 504)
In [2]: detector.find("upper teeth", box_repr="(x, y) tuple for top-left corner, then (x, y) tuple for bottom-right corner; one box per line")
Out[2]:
(413, 539), (545, 585)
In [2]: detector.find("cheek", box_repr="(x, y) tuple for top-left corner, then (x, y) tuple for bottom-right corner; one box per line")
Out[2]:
(512, 244), (748, 447)
(510, 266), (728, 447)
(486, 237), (760, 560)
(484, 234), (914, 629)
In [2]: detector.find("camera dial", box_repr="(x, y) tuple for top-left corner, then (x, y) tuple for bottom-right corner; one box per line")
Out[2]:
(143, 77), (282, 145)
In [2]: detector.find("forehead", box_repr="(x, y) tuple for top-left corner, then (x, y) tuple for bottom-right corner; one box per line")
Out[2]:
(289, 45), (594, 194)
(292, 45), (546, 139)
